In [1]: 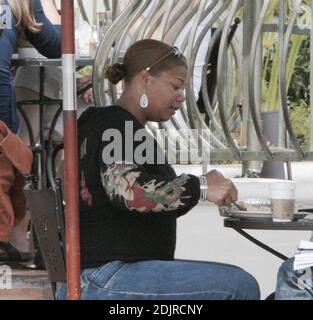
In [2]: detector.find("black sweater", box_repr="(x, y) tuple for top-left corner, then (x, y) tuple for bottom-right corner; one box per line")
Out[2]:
(78, 106), (200, 269)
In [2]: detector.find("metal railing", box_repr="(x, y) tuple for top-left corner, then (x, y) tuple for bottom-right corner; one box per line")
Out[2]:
(92, 0), (313, 173)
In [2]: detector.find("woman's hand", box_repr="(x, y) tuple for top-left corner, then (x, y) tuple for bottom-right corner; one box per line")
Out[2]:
(204, 170), (238, 206)
(81, 88), (94, 104)
(77, 75), (94, 104)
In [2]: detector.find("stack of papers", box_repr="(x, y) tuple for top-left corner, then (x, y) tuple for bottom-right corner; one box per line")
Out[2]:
(294, 240), (313, 270)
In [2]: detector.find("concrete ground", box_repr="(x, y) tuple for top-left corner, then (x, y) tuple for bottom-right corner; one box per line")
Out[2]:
(174, 162), (313, 299)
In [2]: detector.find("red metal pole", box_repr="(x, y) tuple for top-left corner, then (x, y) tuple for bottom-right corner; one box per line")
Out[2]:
(61, 0), (81, 300)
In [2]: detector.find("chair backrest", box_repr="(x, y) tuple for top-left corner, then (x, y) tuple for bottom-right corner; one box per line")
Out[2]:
(24, 180), (66, 283)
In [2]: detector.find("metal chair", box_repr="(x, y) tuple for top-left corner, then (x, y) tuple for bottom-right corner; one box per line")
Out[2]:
(24, 173), (66, 299)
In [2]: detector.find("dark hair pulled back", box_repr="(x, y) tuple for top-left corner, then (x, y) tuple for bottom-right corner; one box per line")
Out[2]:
(104, 63), (128, 85)
(104, 39), (187, 85)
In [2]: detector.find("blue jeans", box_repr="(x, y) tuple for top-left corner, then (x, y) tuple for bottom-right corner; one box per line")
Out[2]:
(275, 258), (313, 300)
(56, 259), (260, 300)
(0, 82), (19, 134)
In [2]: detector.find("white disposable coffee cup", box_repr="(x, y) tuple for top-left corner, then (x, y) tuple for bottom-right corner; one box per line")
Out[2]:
(270, 182), (296, 222)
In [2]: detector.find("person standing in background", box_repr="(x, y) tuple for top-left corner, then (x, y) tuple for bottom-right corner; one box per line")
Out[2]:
(0, 0), (61, 262)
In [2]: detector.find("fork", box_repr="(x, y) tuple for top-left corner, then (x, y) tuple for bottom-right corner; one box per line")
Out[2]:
(232, 202), (247, 211)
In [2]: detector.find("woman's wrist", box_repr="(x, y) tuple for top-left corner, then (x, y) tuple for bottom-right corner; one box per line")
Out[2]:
(198, 175), (208, 202)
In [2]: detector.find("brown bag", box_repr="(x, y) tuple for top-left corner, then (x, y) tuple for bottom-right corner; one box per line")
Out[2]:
(0, 121), (33, 241)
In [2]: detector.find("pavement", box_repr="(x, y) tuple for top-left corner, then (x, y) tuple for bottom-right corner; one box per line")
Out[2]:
(173, 162), (313, 299)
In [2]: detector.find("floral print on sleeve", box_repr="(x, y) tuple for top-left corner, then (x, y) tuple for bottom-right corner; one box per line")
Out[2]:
(100, 163), (193, 213)
(80, 171), (93, 207)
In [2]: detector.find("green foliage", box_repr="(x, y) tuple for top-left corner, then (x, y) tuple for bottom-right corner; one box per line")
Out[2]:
(77, 66), (93, 77)
(261, 1), (311, 148)
(262, 1), (311, 112)
(290, 100), (310, 151)
(288, 37), (310, 104)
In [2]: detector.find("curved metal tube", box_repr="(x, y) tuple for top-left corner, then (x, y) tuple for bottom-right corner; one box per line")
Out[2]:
(111, 0), (119, 21)
(188, 31), (227, 148)
(144, 0), (168, 39)
(185, 0), (206, 129)
(89, 0), (313, 162)
(216, 0), (242, 159)
(110, 1), (151, 102)
(160, 4), (202, 152)
(137, 0), (163, 40)
(163, 0), (192, 40)
(200, 30), (225, 134)
(103, 0), (111, 11)
(155, 0), (175, 40)
(93, 0), (141, 107)
(225, 40), (242, 133)
(77, 0), (89, 24)
(201, 27), (241, 137)
(162, 3), (200, 134)
(248, 0), (273, 159)
(111, 1), (149, 100)
(142, 1), (183, 146)
(182, 0), (217, 154)
(47, 105), (63, 188)
(164, 1), (207, 136)
(142, 2), (198, 150)
(184, 1), (228, 152)
(279, 0), (304, 158)
(17, 104), (35, 147)
(179, 0), (225, 51)
(174, 0), (229, 150)
(182, 0), (231, 141)
(215, 5), (242, 127)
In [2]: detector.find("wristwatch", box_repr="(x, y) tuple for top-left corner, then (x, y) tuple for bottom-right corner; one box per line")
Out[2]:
(198, 175), (208, 202)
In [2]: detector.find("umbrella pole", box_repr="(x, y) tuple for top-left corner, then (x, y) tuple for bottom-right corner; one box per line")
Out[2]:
(61, 0), (81, 300)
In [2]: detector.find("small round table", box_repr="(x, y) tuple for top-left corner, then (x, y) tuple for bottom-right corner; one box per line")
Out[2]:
(224, 215), (313, 260)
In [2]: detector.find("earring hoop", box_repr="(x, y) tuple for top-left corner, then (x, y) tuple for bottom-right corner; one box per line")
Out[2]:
(139, 90), (149, 108)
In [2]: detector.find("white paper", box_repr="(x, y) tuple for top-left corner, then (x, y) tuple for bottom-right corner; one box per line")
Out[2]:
(298, 240), (313, 250)
(294, 240), (313, 270)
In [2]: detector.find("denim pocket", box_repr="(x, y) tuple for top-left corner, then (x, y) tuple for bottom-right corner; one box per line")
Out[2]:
(87, 261), (129, 290)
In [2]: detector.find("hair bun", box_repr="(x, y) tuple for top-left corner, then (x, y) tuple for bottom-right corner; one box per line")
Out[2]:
(105, 63), (127, 84)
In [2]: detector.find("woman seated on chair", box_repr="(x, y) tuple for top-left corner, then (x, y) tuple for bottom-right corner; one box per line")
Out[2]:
(0, 0), (61, 262)
(56, 39), (260, 300)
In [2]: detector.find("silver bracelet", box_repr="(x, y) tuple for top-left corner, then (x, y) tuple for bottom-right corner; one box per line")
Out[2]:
(198, 175), (208, 202)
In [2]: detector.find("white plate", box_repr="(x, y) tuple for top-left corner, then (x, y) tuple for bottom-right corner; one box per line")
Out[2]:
(230, 211), (272, 219)
(220, 198), (308, 220)
(219, 198), (272, 218)
(230, 211), (308, 220)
